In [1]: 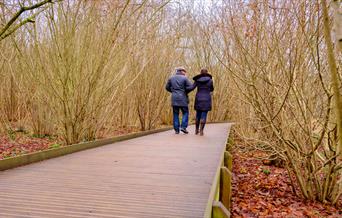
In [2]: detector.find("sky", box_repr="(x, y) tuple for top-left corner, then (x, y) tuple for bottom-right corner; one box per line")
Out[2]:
(168, 0), (222, 16)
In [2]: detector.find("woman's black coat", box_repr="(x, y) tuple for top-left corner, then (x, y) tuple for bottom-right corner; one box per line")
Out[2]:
(193, 73), (214, 111)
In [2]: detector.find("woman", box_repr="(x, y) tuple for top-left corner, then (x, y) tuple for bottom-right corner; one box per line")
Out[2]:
(193, 69), (214, 136)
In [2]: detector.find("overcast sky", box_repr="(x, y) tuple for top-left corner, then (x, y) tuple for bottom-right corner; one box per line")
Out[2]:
(169, 0), (221, 14)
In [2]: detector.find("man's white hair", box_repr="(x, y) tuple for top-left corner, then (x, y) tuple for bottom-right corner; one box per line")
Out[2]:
(175, 66), (186, 73)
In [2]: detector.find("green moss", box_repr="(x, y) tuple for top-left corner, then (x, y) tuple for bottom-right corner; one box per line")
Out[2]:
(262, 168), (271, 175)
(226, 136), (234, 151)
(49, 143), (61, 149)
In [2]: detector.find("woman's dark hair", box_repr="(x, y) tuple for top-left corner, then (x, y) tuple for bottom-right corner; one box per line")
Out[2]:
(200, 69), (208, 74)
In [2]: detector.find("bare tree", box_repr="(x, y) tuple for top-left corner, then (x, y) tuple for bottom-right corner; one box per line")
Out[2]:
(331, 0), (342, 52)
(321, 0), (342, 203)
(0, 0), (59, 41)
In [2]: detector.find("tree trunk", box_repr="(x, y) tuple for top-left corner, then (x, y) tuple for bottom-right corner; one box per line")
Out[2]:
(332, 0), (342, 52)
(321, 0), (342, 203)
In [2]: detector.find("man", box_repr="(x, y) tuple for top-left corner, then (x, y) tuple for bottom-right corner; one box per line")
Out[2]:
(165, 67), (195, 134)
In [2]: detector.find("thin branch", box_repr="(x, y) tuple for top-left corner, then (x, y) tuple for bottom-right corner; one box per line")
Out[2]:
(0, 0), (56, 40)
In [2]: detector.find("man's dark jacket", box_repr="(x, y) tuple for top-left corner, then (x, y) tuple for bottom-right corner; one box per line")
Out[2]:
(165, 72), (194, 107)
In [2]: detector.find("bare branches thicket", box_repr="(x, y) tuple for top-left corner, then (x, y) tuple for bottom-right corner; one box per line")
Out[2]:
(1, 0), (187, 142)
(16, 0), (171, 143)
(213, 0), (341, 203)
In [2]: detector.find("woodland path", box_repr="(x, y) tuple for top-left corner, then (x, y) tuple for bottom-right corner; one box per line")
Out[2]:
(0, 123), (231, 218)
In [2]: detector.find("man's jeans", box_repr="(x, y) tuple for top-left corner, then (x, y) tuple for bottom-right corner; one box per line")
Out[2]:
(172, 106), (189, 132)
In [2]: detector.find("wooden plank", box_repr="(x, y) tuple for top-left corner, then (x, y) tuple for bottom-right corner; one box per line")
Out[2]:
(0, 123), (232, 218)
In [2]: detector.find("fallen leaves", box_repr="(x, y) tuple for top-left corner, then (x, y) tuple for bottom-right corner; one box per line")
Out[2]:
(231, 148), (341, 217)
(0, 127), (140, 160)
(0, 133), (55, 160)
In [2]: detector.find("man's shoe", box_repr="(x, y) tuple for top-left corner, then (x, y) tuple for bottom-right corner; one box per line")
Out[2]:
(175, 131), (180, 134)
(181, 128), (189, 134)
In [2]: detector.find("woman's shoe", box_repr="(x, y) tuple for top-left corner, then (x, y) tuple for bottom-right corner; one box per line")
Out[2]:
(195, 119), (200, 135)
(200, 120), (205, 136)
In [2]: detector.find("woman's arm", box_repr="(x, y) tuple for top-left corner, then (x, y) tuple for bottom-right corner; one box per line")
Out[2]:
(209, 80), (214, 92)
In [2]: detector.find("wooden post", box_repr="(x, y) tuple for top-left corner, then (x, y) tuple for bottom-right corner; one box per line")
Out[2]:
(224, 151), (233, 172)
(220, 167), (232, 210)
(212, 201), (231, 218)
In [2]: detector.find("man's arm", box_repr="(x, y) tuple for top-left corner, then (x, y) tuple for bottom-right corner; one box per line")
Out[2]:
(185, 79), (196, 93)
(165, 79), (172, 92)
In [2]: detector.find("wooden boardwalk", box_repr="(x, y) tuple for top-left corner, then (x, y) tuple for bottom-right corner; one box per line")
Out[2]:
(0, 123), (231, 218)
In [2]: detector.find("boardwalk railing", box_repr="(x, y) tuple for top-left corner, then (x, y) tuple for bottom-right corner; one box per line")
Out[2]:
(204, 130), (233, 218)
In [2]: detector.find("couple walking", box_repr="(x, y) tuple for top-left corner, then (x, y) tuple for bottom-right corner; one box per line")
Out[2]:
(165, 67), (214, 136)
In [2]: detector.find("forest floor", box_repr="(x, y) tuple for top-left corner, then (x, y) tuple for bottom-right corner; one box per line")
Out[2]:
(231, 140), (342, 217)
(0, 126), (139, 160)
